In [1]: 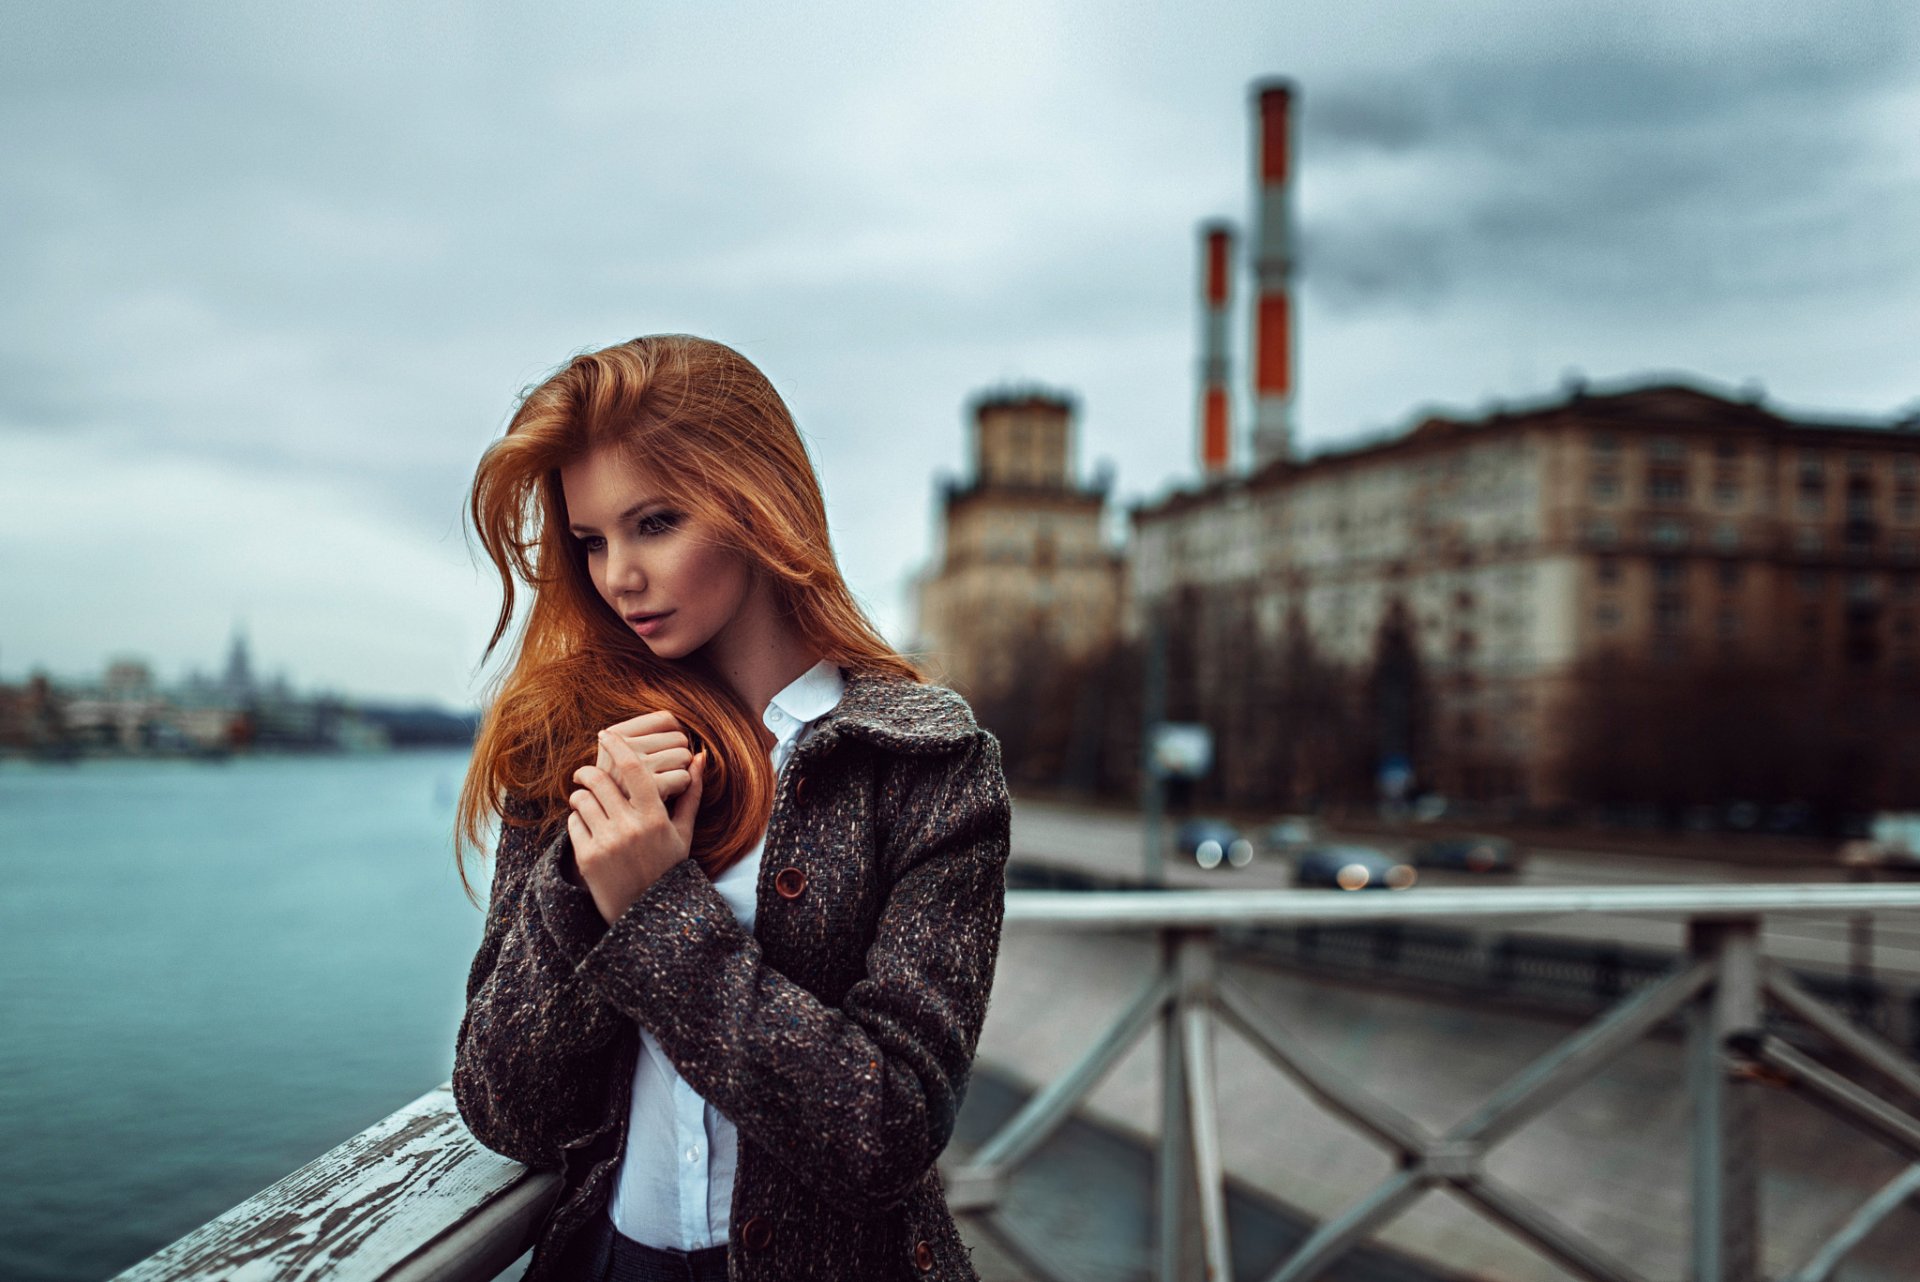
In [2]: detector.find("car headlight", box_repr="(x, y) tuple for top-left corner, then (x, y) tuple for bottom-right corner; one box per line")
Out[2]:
(1386, 865), (1418, 890)
(1196, 839), (1223, 869)
(1336, 863), (1371, 890)
(1228, 838), (1254, 867)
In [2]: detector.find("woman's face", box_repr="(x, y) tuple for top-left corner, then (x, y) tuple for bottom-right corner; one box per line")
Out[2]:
(560, 445), (756, 663)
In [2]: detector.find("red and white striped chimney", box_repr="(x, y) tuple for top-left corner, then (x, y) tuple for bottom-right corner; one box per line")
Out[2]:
(1198, 220), (1234, 478)
(1249, 79), (1297, 467)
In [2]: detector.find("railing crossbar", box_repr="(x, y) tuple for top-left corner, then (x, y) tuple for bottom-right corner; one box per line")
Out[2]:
(1763, 963), (1920, 1101)
(1260, 1168), (1424, 1282)
(1785, 1162), (1920, 1282)
(969, 970), (1175, 1174)
(1452, 958), (1714, 1147)
(1213, 977), (1430, 1157)
(1749, 1034), (1920, 1163)
(1457, 1173), (1652, 1282)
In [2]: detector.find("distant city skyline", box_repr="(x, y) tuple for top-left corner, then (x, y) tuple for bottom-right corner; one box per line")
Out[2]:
(3, 0), (1916, 705)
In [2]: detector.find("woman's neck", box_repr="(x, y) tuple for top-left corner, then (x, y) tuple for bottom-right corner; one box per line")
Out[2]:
(700, 575), (819, 720)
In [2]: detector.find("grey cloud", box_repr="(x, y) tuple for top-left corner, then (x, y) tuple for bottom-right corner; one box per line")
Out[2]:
(1296, 17), (1920, 318)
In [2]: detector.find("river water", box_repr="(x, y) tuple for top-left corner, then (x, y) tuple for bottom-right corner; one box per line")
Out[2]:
(0, 750), (487, 1281)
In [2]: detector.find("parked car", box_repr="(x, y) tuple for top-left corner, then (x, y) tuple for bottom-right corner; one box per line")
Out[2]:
(1411, 834), (1523, 874)
(1294, 843), (1417, 891)
(1262, 815), (1320, 854)
(1174, 818), (1256, 870)
(1840, 814), (1920, 880)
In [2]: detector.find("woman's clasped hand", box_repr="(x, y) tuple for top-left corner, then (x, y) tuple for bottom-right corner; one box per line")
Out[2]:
(566, 711), (709, 926)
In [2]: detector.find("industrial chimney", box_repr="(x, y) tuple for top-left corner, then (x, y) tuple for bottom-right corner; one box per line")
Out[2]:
(1249, 79), (1297, 468)
(1197, 221), (1234, 478)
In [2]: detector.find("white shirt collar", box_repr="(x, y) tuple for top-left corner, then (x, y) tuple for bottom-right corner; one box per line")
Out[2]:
(761, 659), (845, 737)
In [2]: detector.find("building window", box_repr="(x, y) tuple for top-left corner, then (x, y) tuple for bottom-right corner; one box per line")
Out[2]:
(1848, 573), (1878, 603)
(1796, 527), (1824, 554)
(1714, 481), (1740, 507)
(1717, 609), (1739, 639)
(1897, 489), (1917, 521)
(1649, 519), (1688, 548)
(1647, 469), (1688, 504)
(1590, 472), (1621, 502)
(1586, 518), (1619, 546)
(1898, 456), (1920, 481)
(1847, 453), (1873, 476)
(1715, 440), (1740, 461)
(1895, 571), (1917, 599)
(1799, 569), (1825, 596)
(1897, 534), (1920, 560)
(1654, 558), (1685, 587)
(1650, 437), (1686, 462)
(1596, 602), (1622, 630)
(1597, 556), (1621, 585)
(1798, 490), (1827, 518)
(1655, 595), (1687, 633)
(1712, 522), (1740, 550)
(1592, 432), (1621, 457)
(1718, 562), (1744, 590)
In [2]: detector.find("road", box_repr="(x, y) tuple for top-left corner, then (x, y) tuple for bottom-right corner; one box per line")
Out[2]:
(1008, 796), (1920, 982)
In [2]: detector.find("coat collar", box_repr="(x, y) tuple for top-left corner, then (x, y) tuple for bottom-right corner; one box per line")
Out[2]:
(797, 666), (981, 757)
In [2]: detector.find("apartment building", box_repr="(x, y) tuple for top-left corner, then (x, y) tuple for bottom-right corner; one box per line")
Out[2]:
(1130, 380), (1920, 806)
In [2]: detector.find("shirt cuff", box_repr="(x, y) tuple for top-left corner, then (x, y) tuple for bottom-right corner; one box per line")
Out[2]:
(530, 829), (614, 968)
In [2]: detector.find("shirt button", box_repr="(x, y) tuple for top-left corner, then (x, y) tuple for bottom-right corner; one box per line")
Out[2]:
(685, 1145), (700, 1163)
(775, 867), (808, 899)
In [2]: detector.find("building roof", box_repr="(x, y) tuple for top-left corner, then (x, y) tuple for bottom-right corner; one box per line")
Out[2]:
(1132, 376), (1920, 523)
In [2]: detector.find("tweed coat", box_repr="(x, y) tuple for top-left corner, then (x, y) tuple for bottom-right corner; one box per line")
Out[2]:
(452, 668), (1012, 1282)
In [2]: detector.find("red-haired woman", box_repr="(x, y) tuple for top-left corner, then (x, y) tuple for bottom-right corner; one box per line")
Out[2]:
(452, 335), (1011, 1282)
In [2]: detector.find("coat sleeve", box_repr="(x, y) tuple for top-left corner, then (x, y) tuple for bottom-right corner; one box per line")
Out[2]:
(451, 795), (631, 1171)
(571, 729), (1012, 1214)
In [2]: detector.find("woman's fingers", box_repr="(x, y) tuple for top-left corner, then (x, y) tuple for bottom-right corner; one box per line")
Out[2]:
(568, 784), (609, 829)
(572, 765), (631, 822)
(652, 768), (691, 800)
(602, 711), (682, 739)
(645, 746), (693, 775)
(597, 732), (667, 818)
(670, 751), (707, 844)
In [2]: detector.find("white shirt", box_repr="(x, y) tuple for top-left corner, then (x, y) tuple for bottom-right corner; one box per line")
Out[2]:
(609, 658), (846, 1249)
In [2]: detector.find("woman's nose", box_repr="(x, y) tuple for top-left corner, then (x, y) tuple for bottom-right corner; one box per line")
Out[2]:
(606, 542), (647, 593)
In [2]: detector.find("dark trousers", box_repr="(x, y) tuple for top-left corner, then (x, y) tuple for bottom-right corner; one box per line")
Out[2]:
(554, 1212), (732, 1282)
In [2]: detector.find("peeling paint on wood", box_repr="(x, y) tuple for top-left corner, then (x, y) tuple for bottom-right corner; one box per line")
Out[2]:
(113, 1083), (560, 1282)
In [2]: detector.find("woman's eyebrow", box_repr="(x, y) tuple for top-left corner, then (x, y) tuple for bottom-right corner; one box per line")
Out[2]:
(569, 498), (665, 535)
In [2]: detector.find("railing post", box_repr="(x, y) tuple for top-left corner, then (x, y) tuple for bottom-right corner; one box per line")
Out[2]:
(1689, 917), (1762, 1282)
(1159, 929), (1204, 1282)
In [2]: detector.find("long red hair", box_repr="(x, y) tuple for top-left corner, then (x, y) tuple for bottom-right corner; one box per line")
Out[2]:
(456, 335), (921, 900)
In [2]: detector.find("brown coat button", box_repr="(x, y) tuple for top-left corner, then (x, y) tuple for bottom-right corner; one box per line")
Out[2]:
(914, 1239), (935, 1271)
(741, 1215), (773, 1251)
(793, 776), (808, 804)
(774, 867), (808, 899)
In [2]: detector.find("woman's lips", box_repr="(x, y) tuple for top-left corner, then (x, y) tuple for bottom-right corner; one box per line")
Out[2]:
(624, 610), (673, 637)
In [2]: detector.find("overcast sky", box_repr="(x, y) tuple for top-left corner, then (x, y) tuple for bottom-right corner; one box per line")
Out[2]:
(4, 0), (1917, 707)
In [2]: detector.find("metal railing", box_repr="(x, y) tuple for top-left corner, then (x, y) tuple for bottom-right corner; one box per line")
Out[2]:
(112, 883), (1920, 1282)
(951, 883), (1920, 1282)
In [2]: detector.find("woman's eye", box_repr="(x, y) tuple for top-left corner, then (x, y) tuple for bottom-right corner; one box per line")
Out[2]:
(637, 511), (683, 536)
(578, 535), (606, 553)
